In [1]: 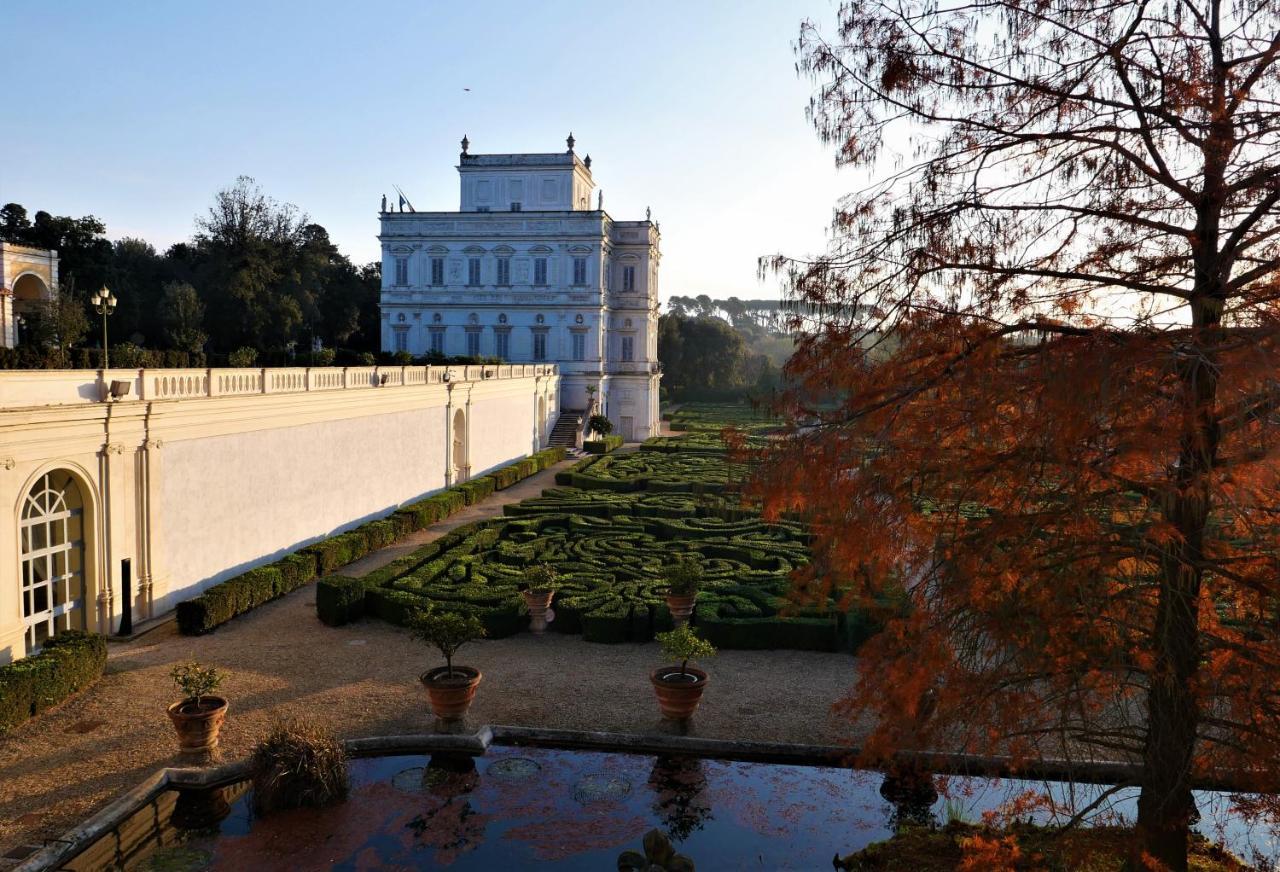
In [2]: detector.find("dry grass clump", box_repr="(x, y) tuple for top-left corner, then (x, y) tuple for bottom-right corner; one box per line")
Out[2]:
(250, 717), (349, 815)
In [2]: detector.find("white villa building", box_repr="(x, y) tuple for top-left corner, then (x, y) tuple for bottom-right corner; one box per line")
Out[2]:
(378, 135), (662, 442)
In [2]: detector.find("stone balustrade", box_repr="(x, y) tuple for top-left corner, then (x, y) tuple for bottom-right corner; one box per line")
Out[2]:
(0, 363), (559, 409)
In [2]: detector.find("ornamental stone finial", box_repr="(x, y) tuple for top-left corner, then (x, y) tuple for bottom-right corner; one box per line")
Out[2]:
(566, 132), (575, 152)
(584, 154), (592, 169)
(461, 134), (470, 155)
(597, 190), (603, 210)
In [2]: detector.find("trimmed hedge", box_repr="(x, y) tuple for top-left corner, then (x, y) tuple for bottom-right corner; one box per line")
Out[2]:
(177, 448), (565, 635)
(316, 576), (372, 626)
(584, 435), (624, 454)
(311, 413), (885, 652)
(0, 631), (108, 734)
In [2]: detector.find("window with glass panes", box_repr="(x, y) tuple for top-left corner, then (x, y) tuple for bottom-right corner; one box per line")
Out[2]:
(394, 257), (409, 286)
(623, 265), (635, 291)
(496, 257), (511, 285)
(572, 332), (586, 361)
(431, 257), (444, 285)
(534, 257), (547, 285)
(572, 256), (586, 285)
(468, 257), (481, 286)
(20, 471), (86, 654)
(533, 331), (548, 361)
(430, 329), (446, 355)
(466, 329), (481, 357)
(621, 335), (634, 361)
(494, 330), (510, 359)
(394, 329), (408, 352)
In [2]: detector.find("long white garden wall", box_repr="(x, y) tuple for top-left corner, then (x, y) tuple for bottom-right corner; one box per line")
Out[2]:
(0, 364), (559, 663)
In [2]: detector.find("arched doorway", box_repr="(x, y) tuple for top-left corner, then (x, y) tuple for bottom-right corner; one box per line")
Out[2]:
(12, 273), (52, 317)
(452, 408), (468, 482)
(19, 470), (87, 654)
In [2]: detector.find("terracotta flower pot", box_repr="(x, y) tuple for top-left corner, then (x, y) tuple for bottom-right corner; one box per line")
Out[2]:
(650, 666), (708, 721)
(522, 589), (555, 634)
(167, 695), (229, 755)
(664, 592), (697, 626)
(421, 666), (482, 722)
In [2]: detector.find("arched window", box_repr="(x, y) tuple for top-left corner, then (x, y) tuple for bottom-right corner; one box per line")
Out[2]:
(20, 471), (87, 654)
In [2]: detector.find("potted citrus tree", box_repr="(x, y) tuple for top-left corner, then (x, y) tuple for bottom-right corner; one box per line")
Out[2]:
(662, 555), (703, 626)
(167, 660), (228, 756)
(520, 563), (557, 634)
(414, 610), (486, 727)
(651, 625), (716, 722)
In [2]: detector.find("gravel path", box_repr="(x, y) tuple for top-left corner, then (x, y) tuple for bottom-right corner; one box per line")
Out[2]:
(0, 454), (860, 858)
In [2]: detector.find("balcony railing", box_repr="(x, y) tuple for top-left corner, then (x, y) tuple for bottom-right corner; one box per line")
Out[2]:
(0, 364), (560, 409)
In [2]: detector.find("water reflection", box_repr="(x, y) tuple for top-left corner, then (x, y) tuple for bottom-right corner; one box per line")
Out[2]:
(405, 752), (488, 858)
(169, 785), (231, 832)
(648, 756), (713, 842)
(879, 768), (939, 830)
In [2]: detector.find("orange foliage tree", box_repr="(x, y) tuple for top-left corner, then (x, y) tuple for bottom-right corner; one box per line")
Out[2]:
(756, 3), (1280, 869)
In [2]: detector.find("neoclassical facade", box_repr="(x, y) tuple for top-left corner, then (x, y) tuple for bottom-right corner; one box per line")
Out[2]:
(1, 243), (59, 348)
(379, 136), (662, 441)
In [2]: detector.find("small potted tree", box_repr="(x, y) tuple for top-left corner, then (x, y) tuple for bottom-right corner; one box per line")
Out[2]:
(168, 661), (228, 756)
(651, 625), (716, 723)
(414, 610), (486, 728)
(520, 563), (558, 634)
(662, 555), (703, 626)
(588, 413), (613, 439)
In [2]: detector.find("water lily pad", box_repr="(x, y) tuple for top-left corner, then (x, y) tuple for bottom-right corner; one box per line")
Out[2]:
(488, 757), (542, 781)
(573, 773), (632, 804)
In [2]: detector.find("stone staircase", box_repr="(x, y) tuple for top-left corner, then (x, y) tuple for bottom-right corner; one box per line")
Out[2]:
(549, 410), (584, 449)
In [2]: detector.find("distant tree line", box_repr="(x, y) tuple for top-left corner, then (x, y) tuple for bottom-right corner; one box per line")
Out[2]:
(1, 177), (381, 367)
(657, 300), (790, 400)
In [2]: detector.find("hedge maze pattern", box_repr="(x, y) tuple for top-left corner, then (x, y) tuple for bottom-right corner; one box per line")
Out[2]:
(320, 404), (875, 652)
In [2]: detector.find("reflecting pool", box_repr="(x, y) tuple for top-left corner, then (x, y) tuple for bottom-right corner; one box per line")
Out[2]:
(62, 745), (1280, 871)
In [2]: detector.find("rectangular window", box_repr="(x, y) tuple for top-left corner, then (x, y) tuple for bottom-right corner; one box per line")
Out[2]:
(510, 202), (522, 211)
(466, 330), (481, 357)
(494, 331), (510, 360)
(430, 329), (445, 355)
(394, 257), (408, 286)
(431, 257), (444, 285)
(394, 329), (408, 353)
(476, 206), (490, 213)
(534, 257), (547, 285)
(623, 265), (635, 291)
(573, 256), (587, 285)
(468, 257), (481, 286)
(572, 332), (585, 361)
(496, 257), (511, 286)
(533, 332), (547, 361)
(621, 336), (634, 361)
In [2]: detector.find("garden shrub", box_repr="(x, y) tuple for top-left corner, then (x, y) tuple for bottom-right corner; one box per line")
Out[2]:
(0, 631), (108, 734)
(456, 477), (496, 505)
(584, 435), (624, 454)
(316, 576), (371, 626)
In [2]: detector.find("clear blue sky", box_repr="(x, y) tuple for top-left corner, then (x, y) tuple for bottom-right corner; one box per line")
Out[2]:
(2, 1), (846, 303)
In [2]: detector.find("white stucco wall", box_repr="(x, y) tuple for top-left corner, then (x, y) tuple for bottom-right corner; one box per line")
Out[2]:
(465, 387), (536, 477)
(155, 405), (447, 612)
(0, 364), (559, 662)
